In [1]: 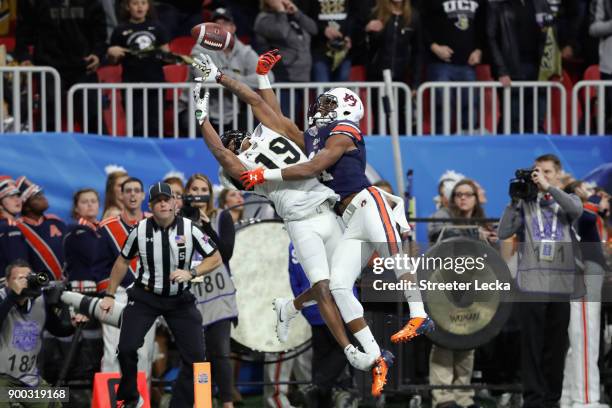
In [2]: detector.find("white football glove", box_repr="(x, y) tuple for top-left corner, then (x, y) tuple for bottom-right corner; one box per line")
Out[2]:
(192, 53), (221, 83)
(193, 82), (210, 126)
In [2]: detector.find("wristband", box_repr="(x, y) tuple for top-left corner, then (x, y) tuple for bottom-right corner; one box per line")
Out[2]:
(257, 74), (272, 90)
(105, 293), (115, 299)
(263, 168), (283, 181)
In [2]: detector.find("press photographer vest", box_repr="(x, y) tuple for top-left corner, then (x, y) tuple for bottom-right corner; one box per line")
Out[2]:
(0, 288), (45, 386)
(190, 213), (238, 327)
(516, 197), (583, 295)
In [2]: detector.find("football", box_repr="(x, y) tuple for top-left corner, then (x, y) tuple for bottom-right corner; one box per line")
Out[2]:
(191, 23), (235, 51)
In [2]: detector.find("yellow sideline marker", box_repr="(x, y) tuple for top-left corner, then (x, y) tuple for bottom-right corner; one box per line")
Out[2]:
(193, 362), (212, 408)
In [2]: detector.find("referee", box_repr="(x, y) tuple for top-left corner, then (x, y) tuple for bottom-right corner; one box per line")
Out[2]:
(100, 182), (222, 408)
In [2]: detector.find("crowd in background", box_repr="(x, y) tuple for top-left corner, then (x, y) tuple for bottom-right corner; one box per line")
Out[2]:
(4, 0), (612, 134)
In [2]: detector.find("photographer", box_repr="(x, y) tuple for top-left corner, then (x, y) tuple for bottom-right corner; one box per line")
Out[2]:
(0, 260), (74, 399)
(183, 173), (237, 408)
(498, 154), (583, 408)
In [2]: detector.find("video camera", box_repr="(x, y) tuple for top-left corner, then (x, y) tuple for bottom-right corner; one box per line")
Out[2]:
(509, 168), (539, 201)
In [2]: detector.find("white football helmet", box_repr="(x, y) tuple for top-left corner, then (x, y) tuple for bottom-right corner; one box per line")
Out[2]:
(309, 87), (364, 128)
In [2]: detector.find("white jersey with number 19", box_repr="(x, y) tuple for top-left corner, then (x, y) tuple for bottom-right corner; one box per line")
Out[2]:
(221, 124), (338, 221)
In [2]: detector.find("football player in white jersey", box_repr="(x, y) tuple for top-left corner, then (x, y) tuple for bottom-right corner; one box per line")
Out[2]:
(190, 53), (381, 377)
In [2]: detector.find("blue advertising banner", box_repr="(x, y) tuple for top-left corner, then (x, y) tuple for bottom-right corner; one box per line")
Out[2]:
(1, 133), (610, 240)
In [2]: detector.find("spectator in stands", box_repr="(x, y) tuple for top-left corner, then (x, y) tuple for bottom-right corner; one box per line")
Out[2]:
(422, 0), (484, 134)
(348, 0), (376, 68)
(300, 0), (358, 82)
(561, 180), (609, 408)
(590, 0), (612, 133)
(102, 166), (129, 219)
(63, 188), (104, 406)
(163, 173), (186, 211)
(0, 177), (27, 276)
(108, 0), (170, 137)
(254, 0), (317, 118)
(156, 0), (206, 39)
(366, 0), (422, 86)
(486, 0), (577, 133)
(185, 173), (237, 408)
(98, 177), (156, 380)
(14, 0), (107, 131)
(365, 0), (423, 134)
(218, 188), (244, 223)
(182, 7), (263, 133)
(428, 179), (494, 408)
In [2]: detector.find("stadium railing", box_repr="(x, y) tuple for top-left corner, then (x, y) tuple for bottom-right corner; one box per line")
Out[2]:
(416, 81), (567, 135)
(571, 80), (612, 135)
(0, 66), (61, 133)
(66, 81), (413, 138)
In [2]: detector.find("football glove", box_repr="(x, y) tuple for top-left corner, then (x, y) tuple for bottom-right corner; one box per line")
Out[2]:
(256, 49), (282, 75)
(240, 168), (266, 190)
(193, 82), (210, 125)
(192, 53), (222, 83)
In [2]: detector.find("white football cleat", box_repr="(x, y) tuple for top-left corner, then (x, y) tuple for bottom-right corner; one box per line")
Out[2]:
(344, 344), (378, 371)
(273, 298), (298, 343)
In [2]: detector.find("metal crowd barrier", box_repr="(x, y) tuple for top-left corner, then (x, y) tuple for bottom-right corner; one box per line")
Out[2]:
(0, 66), (62, 133)
(571, 80), (612, 135)
(417, 81), (567, 135)
(66, 81), (412, 138)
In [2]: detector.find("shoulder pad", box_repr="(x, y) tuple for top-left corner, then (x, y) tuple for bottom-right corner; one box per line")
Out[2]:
(329, 121), (362, 141)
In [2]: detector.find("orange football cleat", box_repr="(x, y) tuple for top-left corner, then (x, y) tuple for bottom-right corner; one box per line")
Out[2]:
(371, 350), (394, 398)
(391, 316), (435, 343)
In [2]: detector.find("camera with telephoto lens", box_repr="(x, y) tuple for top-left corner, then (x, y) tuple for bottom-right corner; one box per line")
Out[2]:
(509, 168), (539, 201)
(19, 272), (50, 298)
(179, 194), (210, 221)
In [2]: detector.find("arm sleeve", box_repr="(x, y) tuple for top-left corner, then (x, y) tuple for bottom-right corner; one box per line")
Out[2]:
(497, 202), (524, 239)
(217, 211), (236, 263)
(14, 0), (36, 62)
(192, 225), (218, 258)
(254, 13), (291, 42)
(296, 10), (318, 36)
(420, 0), (435, 48)
(410, 11), (425, 88)
(486, 3), (509, 78)
(86, 0), (109, 61)
(0, 290), (18, 329)
(549, 187), (583, 221)
(589, 0), (612, 37)
(120, 227), (139, 259)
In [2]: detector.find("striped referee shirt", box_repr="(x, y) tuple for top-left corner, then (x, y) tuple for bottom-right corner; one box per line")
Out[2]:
(120, 216), (217, 296)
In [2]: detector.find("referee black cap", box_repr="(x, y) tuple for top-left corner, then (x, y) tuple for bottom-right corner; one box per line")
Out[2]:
(149, 182), (173, 203)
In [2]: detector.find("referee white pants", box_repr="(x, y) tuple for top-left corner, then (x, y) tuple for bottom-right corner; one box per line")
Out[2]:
(561, 261), (607, 408)
(263, 348), (312, 408)
(330, 187), (402, 323)
(101, 286), (156, 381)
(285, 206), (343, 286)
